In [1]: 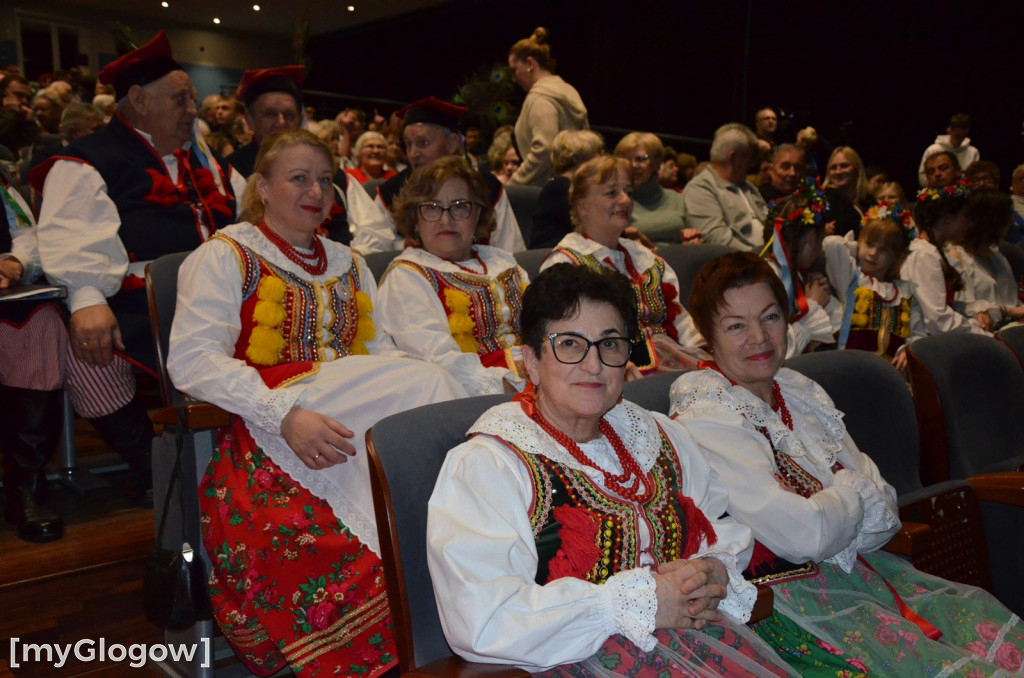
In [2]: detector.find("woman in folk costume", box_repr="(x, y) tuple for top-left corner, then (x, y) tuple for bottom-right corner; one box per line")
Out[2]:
(671, 252), (1024, 676)
(376, 156), (527, 395)
(428, 263), (796, 677)
(760, 181), (839, 356)
(167, 129), (466, 676)
(823, 202), (925, 374)
(542, 155), (707, 375)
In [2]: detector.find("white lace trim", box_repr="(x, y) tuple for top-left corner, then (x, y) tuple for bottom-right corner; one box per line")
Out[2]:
(700, 551), (757, 623)
(468, 400), (662, 474)
(604, 567), (657, 652)
(855, 270), (916, 305)
(393, 243), (519, 276)
(254, 388), (300, 435)
(670, 368), (846, 467)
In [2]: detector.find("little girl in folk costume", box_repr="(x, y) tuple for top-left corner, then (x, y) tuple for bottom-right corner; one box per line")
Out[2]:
(823, 202), (925, 373)
(761, 182), (840, 357)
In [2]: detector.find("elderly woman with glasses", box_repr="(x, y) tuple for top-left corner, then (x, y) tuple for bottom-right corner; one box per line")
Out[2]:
(376, 156), (528, 395)
(427, 263), (795, 677)
(541, 155), (707, 375)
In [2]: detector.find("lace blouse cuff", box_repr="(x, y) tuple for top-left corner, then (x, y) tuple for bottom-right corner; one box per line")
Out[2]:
(253, 388), (302, 435)
(701, 552), (756, 623)
(826, 544), (859, 574)
(605, 567), (657, 652)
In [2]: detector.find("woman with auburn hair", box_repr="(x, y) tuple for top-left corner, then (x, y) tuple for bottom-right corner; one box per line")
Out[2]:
(506, 26), (589, 187)
(167, 129), (466, 677)
(377, 155), (528, 395)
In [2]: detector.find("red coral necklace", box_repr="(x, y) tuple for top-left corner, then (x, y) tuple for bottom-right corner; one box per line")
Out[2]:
(529, 408), (654, 503)
(258, 221), (327, 275)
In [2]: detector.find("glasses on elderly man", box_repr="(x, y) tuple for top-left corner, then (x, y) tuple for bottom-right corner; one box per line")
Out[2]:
(417, 200), (477, 222)
(546, 332), (633, 367)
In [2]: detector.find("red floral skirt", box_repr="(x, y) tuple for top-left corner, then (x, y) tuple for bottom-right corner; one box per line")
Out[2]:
(199, 418), (397, 676)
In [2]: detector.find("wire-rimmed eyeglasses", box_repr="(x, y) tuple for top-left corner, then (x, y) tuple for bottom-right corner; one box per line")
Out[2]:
(417, 200), (478, 222)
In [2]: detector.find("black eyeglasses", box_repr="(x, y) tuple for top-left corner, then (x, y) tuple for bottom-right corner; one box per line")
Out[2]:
(546, 332), (633, 367)
(417, 200), (477, 222)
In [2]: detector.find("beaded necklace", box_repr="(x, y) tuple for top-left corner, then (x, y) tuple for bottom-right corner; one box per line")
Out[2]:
(697, 360), (792, 428)
(258, 221), (327, 275)
(525, 402), (654, 504)
(448, 251), (488, 275)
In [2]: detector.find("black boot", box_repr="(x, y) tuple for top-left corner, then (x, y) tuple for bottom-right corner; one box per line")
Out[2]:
(0, 386), (65, 543)
(88, 397), (155, 506)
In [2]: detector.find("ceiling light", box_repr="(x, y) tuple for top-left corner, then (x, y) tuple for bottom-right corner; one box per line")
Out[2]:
(347, 5), (355, 11)
(253, 4), (260, 10)
(161, 1), (168, 6)
(213, 17), (221, 24)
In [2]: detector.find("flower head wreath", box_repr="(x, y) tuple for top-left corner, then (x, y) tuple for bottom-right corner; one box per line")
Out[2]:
(767, 177), (830, 239)
(916, 177), (973, 204)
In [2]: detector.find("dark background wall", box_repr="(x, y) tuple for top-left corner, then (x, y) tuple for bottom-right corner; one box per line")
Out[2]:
(306, 0), (1023, 192)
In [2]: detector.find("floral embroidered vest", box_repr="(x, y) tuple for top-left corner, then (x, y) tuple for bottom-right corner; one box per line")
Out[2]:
(494, 424), (716, 586)
(551, 246), (681, 371)
(845, 287), (911, 357)
(384, 260), (524, 367)
(216, 233), (371, 381)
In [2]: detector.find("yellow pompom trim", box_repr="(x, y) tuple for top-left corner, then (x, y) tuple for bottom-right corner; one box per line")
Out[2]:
(850, 313), (868, 328)
(350, 290), (375, 354)
(443, 289), (479, 354)
(246, 275), (287, 366)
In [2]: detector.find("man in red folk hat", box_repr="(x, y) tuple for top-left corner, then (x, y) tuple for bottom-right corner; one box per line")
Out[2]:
(354, 96), (526, 254)
(226, 65), (389, 246)
(29, 31), (247, 503)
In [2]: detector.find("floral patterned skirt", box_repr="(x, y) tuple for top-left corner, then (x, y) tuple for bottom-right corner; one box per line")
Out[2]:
(536, 623), (797, 677)
(753, 551), (1024, 676)
(199, 418), (397, 677)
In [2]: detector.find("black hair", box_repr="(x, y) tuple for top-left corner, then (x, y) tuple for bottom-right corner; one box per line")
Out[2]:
(521, 264), (639, 353)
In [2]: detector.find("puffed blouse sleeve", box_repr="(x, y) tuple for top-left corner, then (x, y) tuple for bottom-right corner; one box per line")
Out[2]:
(375, 261), (516, 396)
(426, 406), (756, 671)
(166, 236), (301, 435)
(669, 369), (899, 570)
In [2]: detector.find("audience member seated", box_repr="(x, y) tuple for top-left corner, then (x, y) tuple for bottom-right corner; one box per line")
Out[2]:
(360, 97), (525, 254)
(823, 146), (873, 233)
(614, 132), (695, 246)
(823, 202), (924, 372)
(682, 123), (768, 251)
(1010, 164), (1024, 243)
(964, 160), (1000, 191)
(917, 113), (979, 188)
(22, 102), (105, 189)
(902, 180), (989, 335)
(228, 65), (388, 246)
(0, 172), (66, 542)
(542, 156), (707, 374)
(167, 129), (467, 677)
(873, 180), (907, 204)
(376, 156), (526, 396)
(383, 126), (407, 174)
(754, 107), (778, 149)
(944, 189), (1023, 331)
(762, 187), (838, 357)
(30, 31), (246, 503)
(676, 151), (698, 188)
(506, 26), (589, 188)
(344, 131), (396, 184)
(757, 143), (805, 204)
(922, 149), (961, 190)
(486, 131), (520, 185)
(335, 106), (367, 167)
(864, 165), (890, 198)
(671, 251), (1024, 676)
(0, 75), (38, 159)
(428, 263), (794, 677)
(658, 146), (681, 191)
(31, 89), (63, 135)
(529, 128), (604, 248)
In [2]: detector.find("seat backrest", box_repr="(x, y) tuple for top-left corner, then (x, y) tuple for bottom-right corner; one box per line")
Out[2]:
(655, 243), (735, 307)
(998, 242), (1024, 284)
(367, 394), (510, 672)
(621, 371), (685, 415)
(997, 324), (1024, 371)
(362, 249), (401, 282)
(362, 177), (386, 198)
(146, 251), (192, 408)
(907, 333), (1024, 481)
(514, 248), (552, 282)
(786, 351), (923, 496)
(505, 184), (542, 246)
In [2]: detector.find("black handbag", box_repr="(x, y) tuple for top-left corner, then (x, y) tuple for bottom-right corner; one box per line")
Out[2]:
(143, 406), (213, 630)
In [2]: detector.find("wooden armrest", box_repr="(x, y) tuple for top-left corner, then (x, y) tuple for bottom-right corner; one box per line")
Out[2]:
(151, 402), (232, 429)
(405, 656), (530, 678)
(967, 472), (1024, 507)
(882, 521), (932, 557)
(749, 584), (774, 624)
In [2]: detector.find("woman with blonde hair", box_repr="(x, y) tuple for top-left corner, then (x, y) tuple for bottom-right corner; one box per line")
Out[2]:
(507, 26), (589, 187)
(530, 128), (605, 248)
(823, 146), (873, 236)
(614, 131), (693, 245)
